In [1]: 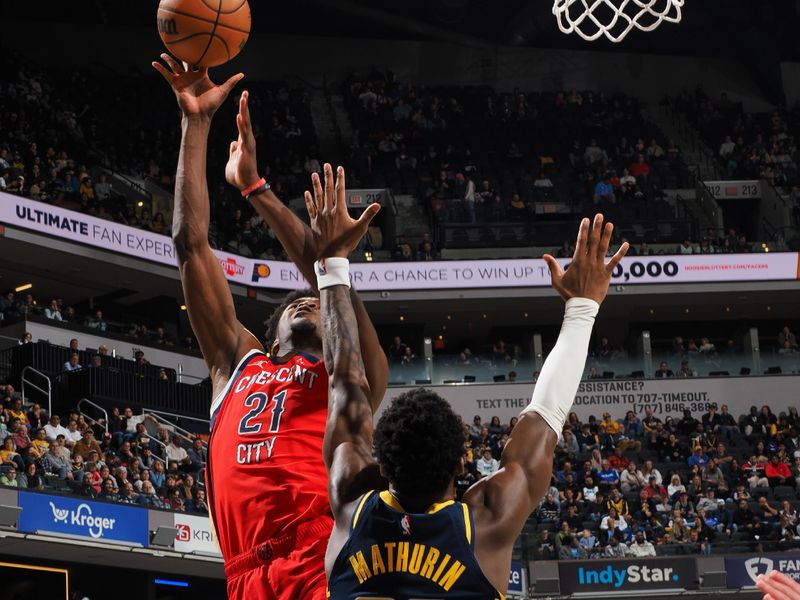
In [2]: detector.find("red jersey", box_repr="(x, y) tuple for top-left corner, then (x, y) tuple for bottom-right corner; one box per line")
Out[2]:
(207, 348), (330, 560)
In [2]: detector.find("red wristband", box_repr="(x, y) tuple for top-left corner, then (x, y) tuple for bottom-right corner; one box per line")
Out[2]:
(240, 177), (266, 198)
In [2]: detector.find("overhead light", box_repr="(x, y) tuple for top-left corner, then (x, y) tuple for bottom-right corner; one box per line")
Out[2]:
(399, 315), (404, 321)
(180, 305), (187, 311)
(482, 314), (487, 319)
(14, 283), (32, 293)
(442, 325), (447, 331)
(446, 315), (451, 320)
(155, 579), (189, 588)
(523, 312), (528, 318)
(365, 251), (373, 262)
(137, 201), (144, 208)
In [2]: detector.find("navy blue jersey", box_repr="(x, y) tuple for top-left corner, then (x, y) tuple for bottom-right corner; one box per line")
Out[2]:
(327, 490), (504, 600)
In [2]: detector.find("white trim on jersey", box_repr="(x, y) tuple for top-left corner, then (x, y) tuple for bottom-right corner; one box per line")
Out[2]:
(209, 348), (264, 420)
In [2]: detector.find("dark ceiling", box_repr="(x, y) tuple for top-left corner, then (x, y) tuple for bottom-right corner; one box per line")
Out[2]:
(2, 0), (799, 58)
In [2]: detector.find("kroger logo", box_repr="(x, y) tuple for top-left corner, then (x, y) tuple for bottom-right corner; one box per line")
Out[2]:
(578, 565), (680, 588)
(49, 501), (116, 539)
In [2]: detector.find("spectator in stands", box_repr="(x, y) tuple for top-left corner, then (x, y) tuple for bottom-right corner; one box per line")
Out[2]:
(73, 429), (102, 461)
(628, 531), (656, 557)
(579, 529), (597, 555)
(688, 446), (710, 469)
(20, 462), (44, 490)
(63, 353), (82, 372)
(0, 437), (24, 471)
(778, 326), (798, 350)
(608, 447), (630, 471)
(134, 350), (149, 365)
(0, 468), (18, 488)
(187, 438), (207, 469)
(44, 299), (62, 321)
(538, 493), (560, 524)
(597, 459), (620, 490)
(41, 440), (71, 479)
(743, 455), (769, 490)
(86, 310), (107, 331)
(476, 448), (499, 477)
(655, 361), (674, 378)
(676, 359), (696, 377)
(766, 454), (793, 488)
(387, 336), (407, 363)
(620, 462), (645, 493)
(679, 409), (700, 435)
(165, 436), (191, 471)
(44, 415), (69, 443)
(702, 406), (722, 434)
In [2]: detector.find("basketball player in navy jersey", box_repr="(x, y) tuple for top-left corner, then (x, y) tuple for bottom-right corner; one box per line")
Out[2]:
(306, 200), (627, 598)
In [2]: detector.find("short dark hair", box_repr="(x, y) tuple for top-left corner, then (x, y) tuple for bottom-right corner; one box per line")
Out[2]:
(263, 288), (316, 348)
(373, 388), (463, 496)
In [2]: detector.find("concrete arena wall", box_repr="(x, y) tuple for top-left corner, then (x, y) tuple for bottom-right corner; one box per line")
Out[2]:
(4, 20), (772, 110)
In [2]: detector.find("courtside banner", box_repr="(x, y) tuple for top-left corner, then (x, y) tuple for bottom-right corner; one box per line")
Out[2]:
(18, 491), (148, 546)
(726, 555), (800, 588)
(173, 513), (221, 555)
(558, 558), (697, 594)
(2, 194), (798, 291)
(381, 375), (800, 425)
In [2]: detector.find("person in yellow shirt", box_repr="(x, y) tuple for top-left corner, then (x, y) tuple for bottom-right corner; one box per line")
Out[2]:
(29, 428), (49, 459)
(6, 399), (27, 427)
(601, 412), (622, 435)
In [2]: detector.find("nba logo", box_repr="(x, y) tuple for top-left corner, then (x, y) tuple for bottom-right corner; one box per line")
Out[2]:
(400, 515), (411, 536)
(317, 259), (328, 276)
(176, 523), (191, 542)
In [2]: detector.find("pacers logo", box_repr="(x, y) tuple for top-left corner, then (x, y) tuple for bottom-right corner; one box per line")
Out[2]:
(252, 263), (271, 282)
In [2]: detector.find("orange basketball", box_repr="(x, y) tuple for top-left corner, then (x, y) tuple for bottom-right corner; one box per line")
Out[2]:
(157, 0), (251, 68)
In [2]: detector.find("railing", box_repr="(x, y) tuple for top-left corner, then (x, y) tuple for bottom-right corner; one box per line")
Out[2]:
(76, 397), (109, 433)
(389, 349), (763, 385)
(145, 411), (207, 449)
(21, 366), (52, 417)
(58, 367), (211, 420)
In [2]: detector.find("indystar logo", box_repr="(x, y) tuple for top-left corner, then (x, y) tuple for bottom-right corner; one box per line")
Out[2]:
(578, 565), (680, 588)
(49, 501), (116, 539)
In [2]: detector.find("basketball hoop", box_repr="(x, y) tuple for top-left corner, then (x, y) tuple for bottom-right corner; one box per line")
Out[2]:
(552, 0), (684, 43)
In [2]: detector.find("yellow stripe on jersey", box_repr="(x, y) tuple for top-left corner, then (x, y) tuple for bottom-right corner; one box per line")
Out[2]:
(462, 503), (472, 544)
(425, 499), (455, 514)
(352, 491), (375, 529)
(379, 490), (406, 513)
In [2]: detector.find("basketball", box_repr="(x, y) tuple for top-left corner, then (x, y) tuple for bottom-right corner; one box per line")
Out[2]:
(157, 0), (251, 67)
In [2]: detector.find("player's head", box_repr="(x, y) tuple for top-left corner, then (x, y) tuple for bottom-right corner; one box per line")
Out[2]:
(374, 388), (463, 498)
(264, 288), (320, 354)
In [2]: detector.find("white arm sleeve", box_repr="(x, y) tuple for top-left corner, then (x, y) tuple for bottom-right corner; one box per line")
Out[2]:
(522, 297), (599, 434)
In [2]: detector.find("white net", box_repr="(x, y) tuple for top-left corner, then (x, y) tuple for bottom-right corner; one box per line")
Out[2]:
(552, 0), (684, 43)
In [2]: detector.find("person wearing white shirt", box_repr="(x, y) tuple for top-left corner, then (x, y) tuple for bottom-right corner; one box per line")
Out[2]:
(44, 415), (70, 442)
(44, 299), (62, 321)
(65, 420), (83, 447)
(476, 448), (499, 477)
(583, 476), (599, 502)
(165, 436), (190, 467)
(628, 532), (656, 557)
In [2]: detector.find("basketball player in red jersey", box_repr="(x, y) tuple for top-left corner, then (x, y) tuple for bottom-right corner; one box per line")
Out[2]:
(152, 56), (387, 600)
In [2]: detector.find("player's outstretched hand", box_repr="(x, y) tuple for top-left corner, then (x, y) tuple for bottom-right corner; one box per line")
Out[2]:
(757, 570), (800, 600)
(542, 213), (628, 304)
(152, 53), (243, 118)
(225, 90), (259, 192)
(304, 164), (380, 259)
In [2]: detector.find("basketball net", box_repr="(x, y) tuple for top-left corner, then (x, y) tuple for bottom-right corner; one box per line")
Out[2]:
(552, 0), (684, 43)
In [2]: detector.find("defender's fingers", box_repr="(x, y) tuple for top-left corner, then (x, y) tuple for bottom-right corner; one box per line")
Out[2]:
(311, 172), (325, 212)
(573, 218), (590, 258)
(605, 242), (630, 274)
(587, 213), (603, 257)
(323, 163), (335, 212)
(304, 191), (318, 220)
(335, 166), (347, 213)
(598, 221), (614, 260)
(229, 141), (238, 156)
(758, 572), (800, 600)
(356, 203), (380, 228)
(543, 254), (564, 280)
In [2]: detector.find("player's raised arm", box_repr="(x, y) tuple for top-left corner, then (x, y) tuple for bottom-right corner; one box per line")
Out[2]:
(225, 93), (388, 409)
(464, 214), (628, 589)
(300, 166), (384, 557)
(152, 56), (259, 383)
